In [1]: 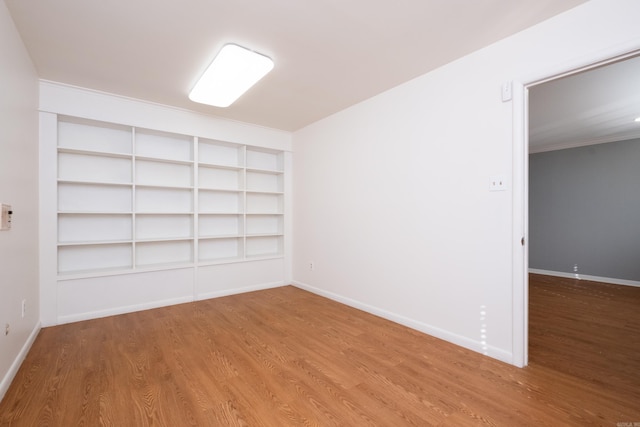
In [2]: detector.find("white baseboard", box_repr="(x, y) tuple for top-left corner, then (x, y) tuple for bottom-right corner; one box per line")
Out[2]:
(529, 269), (640, 288)
(291, 280), (513, 366)
(196, 281), (287, 300)
(0, 321), (41, 403)
(57, 296), (193, 325)
(57, 281), (288, 325)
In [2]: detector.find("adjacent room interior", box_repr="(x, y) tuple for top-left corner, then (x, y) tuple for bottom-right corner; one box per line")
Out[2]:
(1, 0), (639, 424)
(527, 53), (640, 404)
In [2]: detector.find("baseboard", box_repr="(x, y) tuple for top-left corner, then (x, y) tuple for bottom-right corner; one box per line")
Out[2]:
(0, 321), (41, 403)
(196, 281), (287, 300)
(56, 281), (288, 325)
(57, 296), (194, 325)
(291, 280), (513, 365)
(529, 269), (640, 288)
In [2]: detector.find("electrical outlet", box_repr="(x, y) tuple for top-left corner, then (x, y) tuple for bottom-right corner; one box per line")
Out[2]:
(309, 262), (314, 271)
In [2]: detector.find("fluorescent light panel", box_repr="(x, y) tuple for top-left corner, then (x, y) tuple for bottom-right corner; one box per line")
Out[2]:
(189, 44), (274, 108)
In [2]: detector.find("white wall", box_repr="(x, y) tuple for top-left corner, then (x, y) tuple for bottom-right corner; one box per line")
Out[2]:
(292, 0), (640, 364)
(0, 0), (40, 400)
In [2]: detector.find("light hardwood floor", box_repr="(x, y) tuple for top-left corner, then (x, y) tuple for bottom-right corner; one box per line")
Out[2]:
(1, 276), (639, 426)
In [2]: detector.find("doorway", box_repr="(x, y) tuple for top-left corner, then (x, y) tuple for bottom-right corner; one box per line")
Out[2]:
(513, 50), (640, 367)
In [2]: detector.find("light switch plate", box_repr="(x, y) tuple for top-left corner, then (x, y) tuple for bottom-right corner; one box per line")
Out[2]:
(489, 176), (507, 192)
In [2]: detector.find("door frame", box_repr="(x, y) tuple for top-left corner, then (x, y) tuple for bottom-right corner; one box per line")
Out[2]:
(511, 43), (640, 368)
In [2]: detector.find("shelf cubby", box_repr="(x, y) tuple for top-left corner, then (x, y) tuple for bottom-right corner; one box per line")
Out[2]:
(198, 139), (244, 168)
(135, 240), (193, 267)
(199, 214), (243, 238)
(245, 235), (283, 258)
(58, 243), (133, 274)
(58, 152), (132, 184)
(198, 165), (243, 191)
(198, 189), (243, 214)
(135, 129), (193, 162)
(246, 147), (283, 172)
(58, 117), (132, 154)
(58, 213), (132, 243)
(135, 160), (193, 188)
(136, 187), (193, 213)
(246, 214), (283, 236)
(135, 214), (193, 240)
(198, 237), (243, 262)
(58, 182), (132, 213)
(245, 170), (283, 193)
(246, 192), (283, 214)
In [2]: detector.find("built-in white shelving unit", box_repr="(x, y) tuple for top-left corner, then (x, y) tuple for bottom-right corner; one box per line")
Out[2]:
(56, 116), (285, 277)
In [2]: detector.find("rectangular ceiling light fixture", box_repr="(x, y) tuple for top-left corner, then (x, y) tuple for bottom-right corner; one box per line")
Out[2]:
(189, 44), (274, 108)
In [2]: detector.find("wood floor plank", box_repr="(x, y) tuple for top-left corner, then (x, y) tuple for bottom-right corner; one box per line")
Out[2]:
(1, 278), (640, 426)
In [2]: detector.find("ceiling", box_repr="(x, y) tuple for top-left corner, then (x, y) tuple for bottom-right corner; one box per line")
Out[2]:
(5, 0), (587, 131)
(529, 54), (640, 153)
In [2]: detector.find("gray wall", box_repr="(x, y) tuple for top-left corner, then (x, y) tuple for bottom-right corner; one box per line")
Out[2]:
(529, 138), (640, 282)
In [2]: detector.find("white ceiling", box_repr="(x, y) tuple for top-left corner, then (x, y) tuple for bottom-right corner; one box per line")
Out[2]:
(529, 54), (640, 153)
(5, 0), (587, 131)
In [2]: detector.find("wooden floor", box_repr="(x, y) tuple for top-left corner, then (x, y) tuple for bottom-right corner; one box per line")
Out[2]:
(1, 276), (639, 426)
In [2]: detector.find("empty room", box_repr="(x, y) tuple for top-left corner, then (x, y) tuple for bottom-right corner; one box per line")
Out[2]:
(1, 0), (639, 425)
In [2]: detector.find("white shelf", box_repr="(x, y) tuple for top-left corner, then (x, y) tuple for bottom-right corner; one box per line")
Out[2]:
(197, 162), (243, 171)
(136, 237), (193, 243)
(198, 187), (243, 193)
(58, 147), (132, 159)
(57, 239), (133, 246)
(135, 183), (194, 190)
(55, 116), (286, 276)
(198, 234), (244, 240)
(58, 211), (132, 215)
(57, 179), (133, 187)
(135, 155), (194, 166)
(245, 190), (285, 195)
